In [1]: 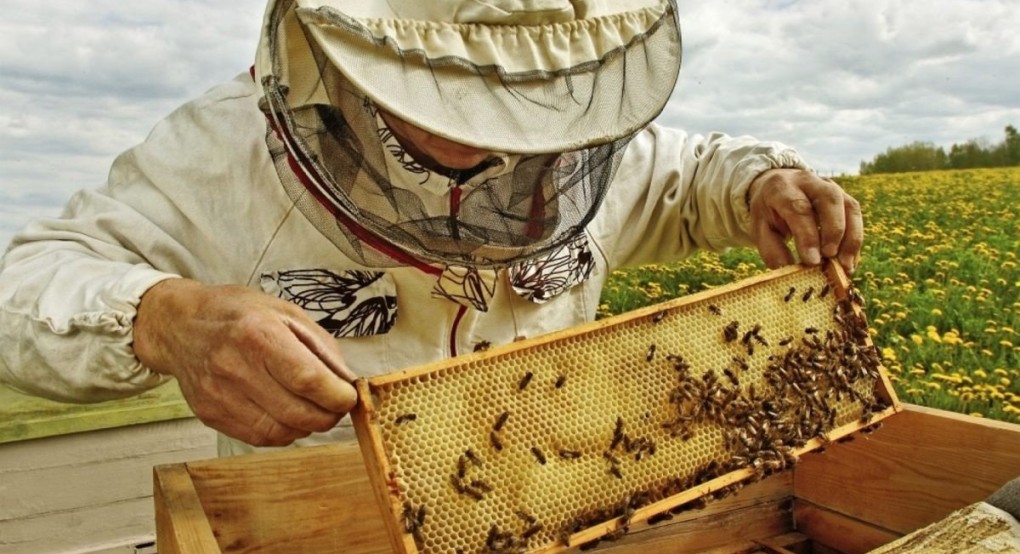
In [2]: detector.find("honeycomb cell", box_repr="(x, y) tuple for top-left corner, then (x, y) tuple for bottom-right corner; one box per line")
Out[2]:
(359, 265), (896, 554)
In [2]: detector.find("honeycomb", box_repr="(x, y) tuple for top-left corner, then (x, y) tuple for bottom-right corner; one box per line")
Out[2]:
(352, 262), (899, 554)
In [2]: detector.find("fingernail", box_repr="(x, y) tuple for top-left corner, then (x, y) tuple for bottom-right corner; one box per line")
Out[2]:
(840, 255), (856, 274)
(804, 247), (821, 265)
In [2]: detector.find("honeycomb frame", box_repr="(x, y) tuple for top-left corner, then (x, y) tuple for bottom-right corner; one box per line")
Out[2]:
(352, 261), (901, 554)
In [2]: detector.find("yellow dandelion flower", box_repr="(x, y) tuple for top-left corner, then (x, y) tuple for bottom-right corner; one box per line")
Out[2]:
(970, 413), (985, 418)
(911, 335), (924, 346)
(1000, 340), (1015, 349)
(925, 382), (942, 391)
(930, 308), (943, 316)
(974, 369), (988, 379)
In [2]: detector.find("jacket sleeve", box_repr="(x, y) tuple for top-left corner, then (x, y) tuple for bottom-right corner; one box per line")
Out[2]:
(0, 74), (278, 403)
(589, 123), (810, 269)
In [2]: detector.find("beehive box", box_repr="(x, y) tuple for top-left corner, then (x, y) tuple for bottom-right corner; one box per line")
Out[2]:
(351, 261), (900, 554)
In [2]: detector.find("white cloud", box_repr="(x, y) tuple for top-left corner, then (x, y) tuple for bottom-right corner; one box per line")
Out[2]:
(1, 0), (1019, 248)
(665, 0), (1020, 175)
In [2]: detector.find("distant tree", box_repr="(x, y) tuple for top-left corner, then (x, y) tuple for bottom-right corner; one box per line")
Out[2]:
(1005, 124), (1020, 165)
(859, 141), (947, 175)
(947, 138), (994, 169)
(861, 124), (1019, 174)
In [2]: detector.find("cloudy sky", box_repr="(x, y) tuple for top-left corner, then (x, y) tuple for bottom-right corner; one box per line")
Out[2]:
(1, 0), (1019, 248)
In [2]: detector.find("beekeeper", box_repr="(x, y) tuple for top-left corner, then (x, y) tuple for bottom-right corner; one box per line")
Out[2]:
(0, 0), (862, 456)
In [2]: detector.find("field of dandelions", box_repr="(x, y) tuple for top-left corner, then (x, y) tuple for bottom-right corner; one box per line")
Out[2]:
(598, 167), (1020, 424)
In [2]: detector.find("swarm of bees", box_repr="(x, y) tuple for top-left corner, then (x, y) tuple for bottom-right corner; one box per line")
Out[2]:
(371, 272), (892, 554)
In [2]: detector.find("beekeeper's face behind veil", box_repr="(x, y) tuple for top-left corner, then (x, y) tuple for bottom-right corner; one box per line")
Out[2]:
(255, 0), (682, 269)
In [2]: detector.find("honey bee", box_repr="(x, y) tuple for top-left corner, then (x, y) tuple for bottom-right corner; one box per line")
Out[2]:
(604, 527), (628, 542)
(394, 413), (417, 426)
(646, 343), (657, 362)
(521, 523), (544, 540)
(647, 512), (674, 525)
(515, 510), (537, 525)
(708, 304), (722, 316)
(456, 455), (467, 478)
(802, 286), (815, 302)
(555, 374), (567, 388)
(861, 421), (883, 434)
(559, 449), (582, 460)
(490, 430), (504, 451)
(779, 336), (793, 346)
(473, 340), (492, 352)
(742, 329), (755, 345)
(470, 479), (493, 493)
(608, 466), (623, 480)
(450, 474), (466, 493)
(518, 371), (534, 391)
(652, 311), (666, 324)
(723, 368), (740, 386)
(531, 446), (547, 465)
(724, 321), (740, 342)
(464, 448), (482, 467)
(401, 501), (421, 534)
(610, 417), (625, 450)
(819, 283), (832, 298)
(784, 286), (796, 302)
(804, 327), (819, 335)
(494, 411), (510, 432)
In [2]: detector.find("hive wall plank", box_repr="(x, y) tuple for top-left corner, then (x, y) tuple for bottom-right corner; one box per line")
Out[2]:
(183, 442), (390, 554)
(794, 404), (1020, 536)
(589, 473), (794, 552)
(794, 500), (899, 554)
(154, 464), (221, 554)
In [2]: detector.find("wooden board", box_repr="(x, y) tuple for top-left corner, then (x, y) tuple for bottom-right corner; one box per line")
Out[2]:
(154, 464), (221, 554)
(793, 500), (899, 554)
(794, 404), (1020, 542)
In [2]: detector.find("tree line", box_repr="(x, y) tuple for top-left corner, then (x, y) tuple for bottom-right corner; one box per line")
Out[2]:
(859, 125), (1020, 175)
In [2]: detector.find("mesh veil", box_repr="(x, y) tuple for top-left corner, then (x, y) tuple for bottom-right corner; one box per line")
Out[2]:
(259, 0), (680, 269)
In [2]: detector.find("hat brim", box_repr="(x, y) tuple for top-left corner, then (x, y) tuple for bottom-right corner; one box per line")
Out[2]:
(293, 3), (681, 154)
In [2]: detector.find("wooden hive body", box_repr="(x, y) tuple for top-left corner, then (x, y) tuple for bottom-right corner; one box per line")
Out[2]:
(352, 262), (900, 554)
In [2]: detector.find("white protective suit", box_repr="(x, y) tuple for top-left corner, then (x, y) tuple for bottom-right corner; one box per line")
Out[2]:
(0, 72), (807, 456)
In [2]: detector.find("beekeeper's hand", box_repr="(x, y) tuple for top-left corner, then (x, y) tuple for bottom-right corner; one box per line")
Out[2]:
(747, 168), (863, 274)
(133, 278), (358, 446)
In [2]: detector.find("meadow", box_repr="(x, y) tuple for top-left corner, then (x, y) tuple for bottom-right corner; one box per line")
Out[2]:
(598, 167), (1020, 424)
